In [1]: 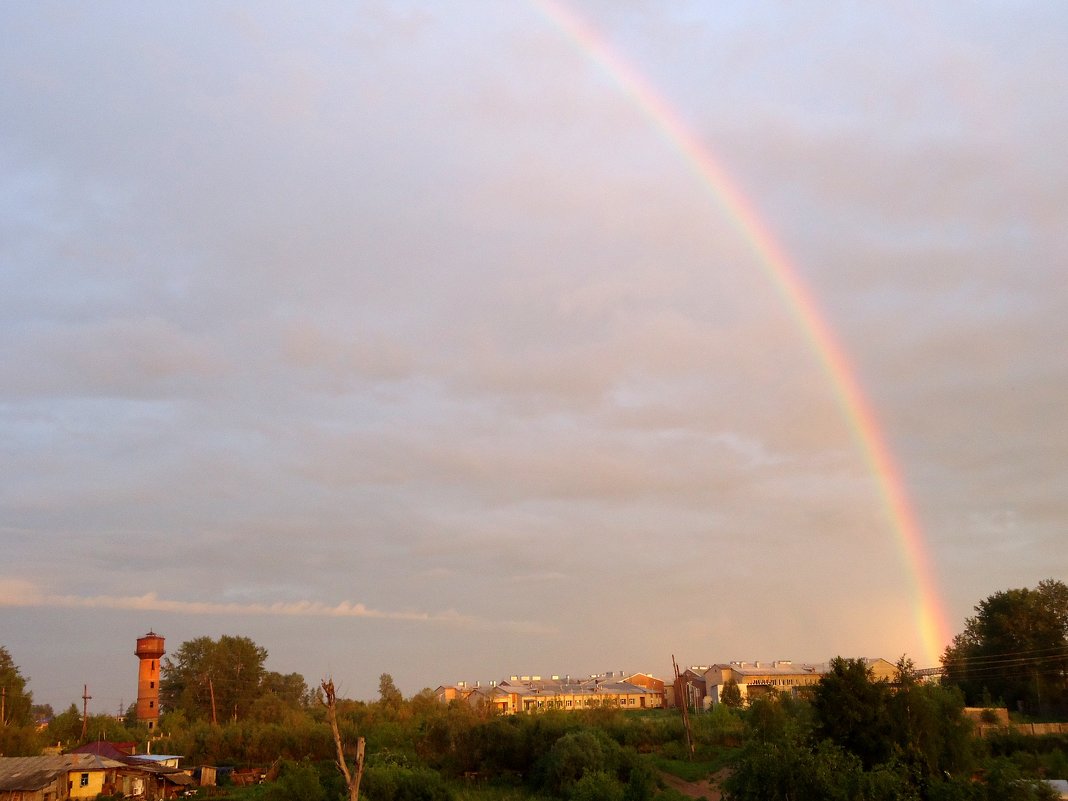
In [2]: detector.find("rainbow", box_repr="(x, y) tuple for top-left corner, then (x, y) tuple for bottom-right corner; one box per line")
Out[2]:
(534, 0), (951, 665)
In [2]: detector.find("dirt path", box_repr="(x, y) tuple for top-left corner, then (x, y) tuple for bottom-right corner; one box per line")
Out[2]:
(657, 769), (728, 801)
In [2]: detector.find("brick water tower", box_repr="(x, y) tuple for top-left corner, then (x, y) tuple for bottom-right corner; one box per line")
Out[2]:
(135, 631), (165, 730)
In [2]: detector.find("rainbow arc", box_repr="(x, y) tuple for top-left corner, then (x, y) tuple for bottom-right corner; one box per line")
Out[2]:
(535, 0), (950, 663)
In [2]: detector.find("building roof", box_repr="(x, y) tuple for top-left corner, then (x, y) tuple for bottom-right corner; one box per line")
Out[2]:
(68, 741), (138, 759)
(713, 661), (826, 677)
(708, 657), (894, 680)
(0, 755), (123, 791)
(0, 758), (64, 793)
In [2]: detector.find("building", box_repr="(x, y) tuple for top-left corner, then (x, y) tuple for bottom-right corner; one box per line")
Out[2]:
(673, 668), (708, 711)
(436, 671), (665, 715)
(703, 658), (898, 707)
(135, 632), (165, 731)
(0, 754), (123, 801)
(66, 744), (193, 800)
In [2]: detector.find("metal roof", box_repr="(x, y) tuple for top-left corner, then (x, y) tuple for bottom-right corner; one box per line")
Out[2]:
(0, 755), (123, 791)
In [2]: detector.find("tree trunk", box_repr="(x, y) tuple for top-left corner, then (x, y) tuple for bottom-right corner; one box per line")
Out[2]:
(321, 678), (365, 801)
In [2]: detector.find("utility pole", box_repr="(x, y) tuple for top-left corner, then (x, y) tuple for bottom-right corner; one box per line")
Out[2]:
(2, 686), (6, 726)
(672, 655), (694, 760)
(81, 685), (92, 740)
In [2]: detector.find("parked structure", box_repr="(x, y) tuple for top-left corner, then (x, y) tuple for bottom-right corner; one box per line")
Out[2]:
(134, 632), (165, 731)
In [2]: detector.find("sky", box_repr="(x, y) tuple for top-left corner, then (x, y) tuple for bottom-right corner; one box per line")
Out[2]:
(2, 1), (1066, 715)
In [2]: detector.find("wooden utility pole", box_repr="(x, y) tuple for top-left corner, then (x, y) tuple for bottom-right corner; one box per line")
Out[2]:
(81, 685), (92, 740)
(2, 686), (6, 726)
(208, 677), (218, 725)
(672, 655), (695, 760)
(320, 678), (365, 801)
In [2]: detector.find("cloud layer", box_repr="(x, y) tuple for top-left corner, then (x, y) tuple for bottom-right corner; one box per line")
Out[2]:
(2, 1), (1066, 710)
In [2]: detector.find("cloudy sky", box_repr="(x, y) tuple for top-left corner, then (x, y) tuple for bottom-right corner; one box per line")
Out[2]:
(2, 1), (1066, 713)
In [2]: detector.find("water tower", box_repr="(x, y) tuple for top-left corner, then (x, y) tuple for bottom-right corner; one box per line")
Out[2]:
(135, 631), (165, 730)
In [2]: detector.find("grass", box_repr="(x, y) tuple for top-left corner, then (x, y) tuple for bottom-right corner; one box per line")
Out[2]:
(648, 750), (737, 783)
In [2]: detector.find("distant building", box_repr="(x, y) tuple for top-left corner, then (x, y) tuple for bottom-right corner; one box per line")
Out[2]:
(135, 632), (165, 731)
(673, 668), (708, 711)
(436, 671), (665, 714)
(703, 658), (898, 708)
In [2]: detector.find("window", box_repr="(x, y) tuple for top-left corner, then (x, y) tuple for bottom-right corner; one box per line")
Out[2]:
(80, 773), (90, 787)
(150, 681), (155, 688)
(149, 700), (154, 708)
(151, 661), (155, 670)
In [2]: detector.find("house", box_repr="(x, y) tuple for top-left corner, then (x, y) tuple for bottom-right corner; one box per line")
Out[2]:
(113, 760), (194, 800)
(66, 743), (191, 800)
(625, 672), (666, 695)
(0, 756), (67, 801)
(673, 668), (708, 711)
(0, 754), (123, 801)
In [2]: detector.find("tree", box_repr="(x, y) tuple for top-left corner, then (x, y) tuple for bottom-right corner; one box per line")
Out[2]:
(320, 678), (364, 801)
(262, 760), (326, 801)
(887, 655), (975, 778)
(378, 673), (403, 712)
(46, 704), (83, 746)
(720, 678), (744, 708)
(810, 657), (892, 769)
(0, 646), (33, 727)
(941, 579), (1068, 715)
(160, 635), (269, 723)
(262, 671), (312, 709)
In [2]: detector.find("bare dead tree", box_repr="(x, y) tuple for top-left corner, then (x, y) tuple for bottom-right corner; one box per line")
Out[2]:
(320, 678), (365, 801)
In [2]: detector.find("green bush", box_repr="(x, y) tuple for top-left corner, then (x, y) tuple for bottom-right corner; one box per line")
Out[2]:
(262, 760), (326, 801)
(570, 771), (623, 801)
(362, 765), (454, 801)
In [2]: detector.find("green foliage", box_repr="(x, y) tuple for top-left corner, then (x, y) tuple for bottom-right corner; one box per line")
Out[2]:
(887, 659), (976, 778)
(380, 674), (404, 712)
(43, 702), (139, 750)
(724, 635), (1065, 800)
(723, 736), (875, 801)
(719, 679), (743, 709)
(161, 635), (276, 723)
(941, 579), (1068, 716)
(362, 765), (454, 801)
(0, 645), (33, 726)
(537, 729), (622, 797)
(569, 771), (623, 801)
(691, 704), (744, 751)
(0, 722), (42, 756)
(262, 760), (326, 801)
(262, 671), (314, 710)
(46, 703), (84, 746)
(621, 758), (655, 801)
(811, 657), (893, 769)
